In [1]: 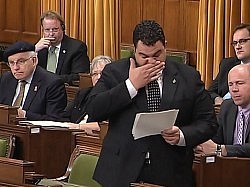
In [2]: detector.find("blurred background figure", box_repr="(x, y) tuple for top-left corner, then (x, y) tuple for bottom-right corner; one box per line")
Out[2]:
(208, 23), (250, 114)
(35, 10), (90, 85)
(67, 55), (112, 134)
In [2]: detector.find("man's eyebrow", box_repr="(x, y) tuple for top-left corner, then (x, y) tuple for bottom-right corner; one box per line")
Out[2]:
(138, 49), (162, 57)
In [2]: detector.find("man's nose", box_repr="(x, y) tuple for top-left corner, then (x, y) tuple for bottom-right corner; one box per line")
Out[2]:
(147, 57), (157, 63)
(235, 43), (242, 49)
(232, 84), (239, 91)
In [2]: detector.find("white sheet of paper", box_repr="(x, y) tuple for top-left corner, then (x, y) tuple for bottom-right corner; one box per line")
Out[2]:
(19, 121), (71, 128)
(132, 109), (179, 140)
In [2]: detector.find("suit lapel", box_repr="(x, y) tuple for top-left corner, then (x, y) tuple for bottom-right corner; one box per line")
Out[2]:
(56, 35), (67, 74)
(8, 77), (18, 105)
(161, 62), (178, 109)
(134, 87), (148, 112)
(226, 104), (238, 143)
(38, 49), (48, 69)
(23, 68), (41, 110)
(245, 113), (250, 141)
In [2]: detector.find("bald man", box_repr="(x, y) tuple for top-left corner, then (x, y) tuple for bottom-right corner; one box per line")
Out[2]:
(196, 64), (250, 157)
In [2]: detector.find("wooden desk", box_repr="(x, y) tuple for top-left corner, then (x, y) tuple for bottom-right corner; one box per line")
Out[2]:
(65, 84), (79, 103)
(79, 73), (92, 89)
(0, 104), (18, 124)
(193, 154), (250, 187)
(72, 121), (108, 151)
(0, 123), (75, 179)
(0, 157), (34, 185)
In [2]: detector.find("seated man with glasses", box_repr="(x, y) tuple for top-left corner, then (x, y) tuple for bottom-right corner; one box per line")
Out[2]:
(35, 10), (90, 85)
(208, 23), (250, 114)
(0, 41), (67, 121)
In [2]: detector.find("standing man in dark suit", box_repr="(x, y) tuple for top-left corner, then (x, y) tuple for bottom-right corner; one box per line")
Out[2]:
(86, 20), (218, 187)
(0, 41), (67, 121)
(35, 10), (90, 85)
(196, 64), (250, 157)
(208, 23), (250, 113)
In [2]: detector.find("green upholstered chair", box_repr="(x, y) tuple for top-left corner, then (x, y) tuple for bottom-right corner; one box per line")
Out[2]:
(0, 132), (15, 158)
(166, 50), (190, 64)
(67, 153), (100, 187)
(38, 145), (101, 187)
(0, 139), (7, 157)
(120, 48), (134, 59)
(120, 44), (134, 59)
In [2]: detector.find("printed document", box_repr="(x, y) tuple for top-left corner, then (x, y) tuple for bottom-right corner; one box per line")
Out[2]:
(132, 109), (179, 140)
(19, 121), (71, 128)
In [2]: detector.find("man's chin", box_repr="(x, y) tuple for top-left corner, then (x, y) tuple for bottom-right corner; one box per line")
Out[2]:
(14, 74), (24, 80)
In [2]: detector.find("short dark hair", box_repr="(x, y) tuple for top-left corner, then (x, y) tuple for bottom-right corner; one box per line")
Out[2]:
(233, 23), (250, 36)
(133, 20), (165, 48)
(40, 10), (65, 31)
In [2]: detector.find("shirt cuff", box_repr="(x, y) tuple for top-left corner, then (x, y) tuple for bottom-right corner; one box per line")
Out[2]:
(177, 129), (186, 146)
(125, 79), (138, 99)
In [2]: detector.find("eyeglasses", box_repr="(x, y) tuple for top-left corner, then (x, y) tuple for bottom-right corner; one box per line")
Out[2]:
(8, 56), (34, 67)
(43, 27), (60, 33)
(231, 38), (250, 47)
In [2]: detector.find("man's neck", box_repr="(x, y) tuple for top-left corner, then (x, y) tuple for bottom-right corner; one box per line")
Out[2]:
(241, 58), (250, 64)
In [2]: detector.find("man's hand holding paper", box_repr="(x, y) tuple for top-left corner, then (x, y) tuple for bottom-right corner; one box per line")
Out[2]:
(161, 126), (181, 145)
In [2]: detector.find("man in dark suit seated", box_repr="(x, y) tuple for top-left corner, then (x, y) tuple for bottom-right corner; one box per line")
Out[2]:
(0, 41), (67, 121)
(86, 20), (218, 187)
(196, 64), (250, 157)
(208, 23), (250, 113)
(35, 10), (90, 85)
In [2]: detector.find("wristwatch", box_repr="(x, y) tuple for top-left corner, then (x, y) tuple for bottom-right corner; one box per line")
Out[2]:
(216, 144), (222, 156)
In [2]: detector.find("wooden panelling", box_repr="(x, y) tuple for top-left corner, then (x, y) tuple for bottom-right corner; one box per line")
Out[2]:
(0, 0), (200, 66)
(163, 0), (182, 49)
(184, 0), (199, 51)
(120, 0), (200, 67)
(0, 0), (40, 44)
(142, 0), (164, 24)
(121, 0), (142, 44)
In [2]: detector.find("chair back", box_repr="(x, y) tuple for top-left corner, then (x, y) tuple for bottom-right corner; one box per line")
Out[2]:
(120, 43), (134, 59)
(0, 132), (15, 158)
(166, 49), (190, 64)
(68, 153), (100, 187)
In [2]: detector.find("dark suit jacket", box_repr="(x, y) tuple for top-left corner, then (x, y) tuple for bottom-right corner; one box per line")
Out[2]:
(86, 58), (218, 187)
(0, 66), (67, 121)
(66, 87), (92, 123)
(208, 57), (240, 102)
(213, 99), (250, 157)
(37, 35), (90, 85)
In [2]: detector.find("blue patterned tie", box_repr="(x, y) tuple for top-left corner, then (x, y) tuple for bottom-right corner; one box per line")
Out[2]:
(147, 80), (161, 112)
(237, 111), (245, 145)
